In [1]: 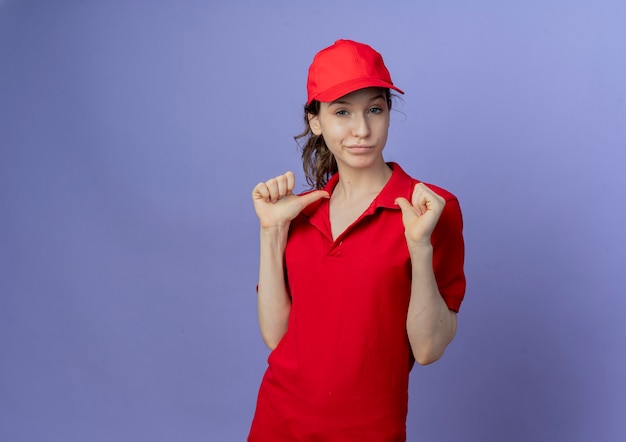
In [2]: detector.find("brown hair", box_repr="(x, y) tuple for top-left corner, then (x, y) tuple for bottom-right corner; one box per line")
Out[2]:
(295, 89), (393, 189)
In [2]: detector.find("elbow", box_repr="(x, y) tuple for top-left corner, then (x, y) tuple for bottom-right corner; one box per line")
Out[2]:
(260, 329), (285, 351)
(261, 334), (279, 351)
(409, 329), (454, 365)
(409, 311), (457, 365)
(258, 313), (289, 351)
(413, 347), (445, 366)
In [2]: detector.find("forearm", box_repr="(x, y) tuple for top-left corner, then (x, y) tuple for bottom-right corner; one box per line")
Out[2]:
(406, 243), (457, 365)
(257, 225), (292, 350)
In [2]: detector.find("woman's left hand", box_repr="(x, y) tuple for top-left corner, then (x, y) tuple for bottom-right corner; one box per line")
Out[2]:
(395, 183), (446, 247)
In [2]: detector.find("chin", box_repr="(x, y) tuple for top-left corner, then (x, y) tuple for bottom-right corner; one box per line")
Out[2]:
(342, 155), (384, 170)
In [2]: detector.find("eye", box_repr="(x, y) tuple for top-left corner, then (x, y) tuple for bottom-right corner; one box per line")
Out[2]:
(335, 109), (348, 116)
(369, 106), (383, 114)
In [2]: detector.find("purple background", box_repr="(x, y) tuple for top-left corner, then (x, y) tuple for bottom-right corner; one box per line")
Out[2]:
(1, 1), (625, 441)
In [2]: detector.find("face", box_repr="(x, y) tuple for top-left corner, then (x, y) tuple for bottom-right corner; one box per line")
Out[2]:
(308, 87), (390, 172)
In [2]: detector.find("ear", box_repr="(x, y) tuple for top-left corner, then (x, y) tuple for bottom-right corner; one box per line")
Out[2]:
(308, 113), (322, 136)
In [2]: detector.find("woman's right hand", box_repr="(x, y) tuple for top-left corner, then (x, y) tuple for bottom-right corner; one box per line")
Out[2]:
(252, 171), (329, 228)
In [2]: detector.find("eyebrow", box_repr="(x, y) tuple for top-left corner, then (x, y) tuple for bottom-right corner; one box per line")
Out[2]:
(330, 94), (387, 105)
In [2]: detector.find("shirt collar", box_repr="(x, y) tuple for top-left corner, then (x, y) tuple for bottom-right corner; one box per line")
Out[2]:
(369, 162), (415, 210)
(301, 162), (415, 217)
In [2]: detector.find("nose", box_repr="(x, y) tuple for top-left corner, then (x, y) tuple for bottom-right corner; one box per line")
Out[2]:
(352, 114), (370, 138)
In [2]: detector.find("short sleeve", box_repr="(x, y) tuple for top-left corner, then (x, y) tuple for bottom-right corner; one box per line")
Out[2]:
(430, 196), (466, 312)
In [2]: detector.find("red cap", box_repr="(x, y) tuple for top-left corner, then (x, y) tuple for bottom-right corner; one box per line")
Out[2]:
(306, 39), (404, 105)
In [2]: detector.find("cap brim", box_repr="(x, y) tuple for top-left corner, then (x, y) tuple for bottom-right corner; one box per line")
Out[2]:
(309, 78), (404, 104)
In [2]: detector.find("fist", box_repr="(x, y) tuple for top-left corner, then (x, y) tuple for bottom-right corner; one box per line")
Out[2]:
(252, 171), (329, 228)
(395, 183), (446, 246)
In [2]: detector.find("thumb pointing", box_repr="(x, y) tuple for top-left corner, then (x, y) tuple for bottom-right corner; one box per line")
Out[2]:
(394, 197), (414, 214)
(300, 190), (330, 208)
(395, 197), (420, 224)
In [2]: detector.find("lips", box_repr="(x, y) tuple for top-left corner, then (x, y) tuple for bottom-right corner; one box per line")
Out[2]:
(346, 145), (373, 153)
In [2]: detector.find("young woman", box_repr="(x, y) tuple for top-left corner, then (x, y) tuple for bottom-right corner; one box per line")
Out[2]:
(249, 39), (466, 441)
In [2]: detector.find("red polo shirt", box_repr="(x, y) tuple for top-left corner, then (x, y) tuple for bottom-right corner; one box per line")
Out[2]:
(249, 163), (465, 441)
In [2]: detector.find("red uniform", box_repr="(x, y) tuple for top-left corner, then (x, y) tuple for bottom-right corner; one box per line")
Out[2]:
(249, 163), (465, 441)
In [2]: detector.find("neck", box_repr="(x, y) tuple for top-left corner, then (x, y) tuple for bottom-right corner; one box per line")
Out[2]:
(333, 161), (393, 202)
